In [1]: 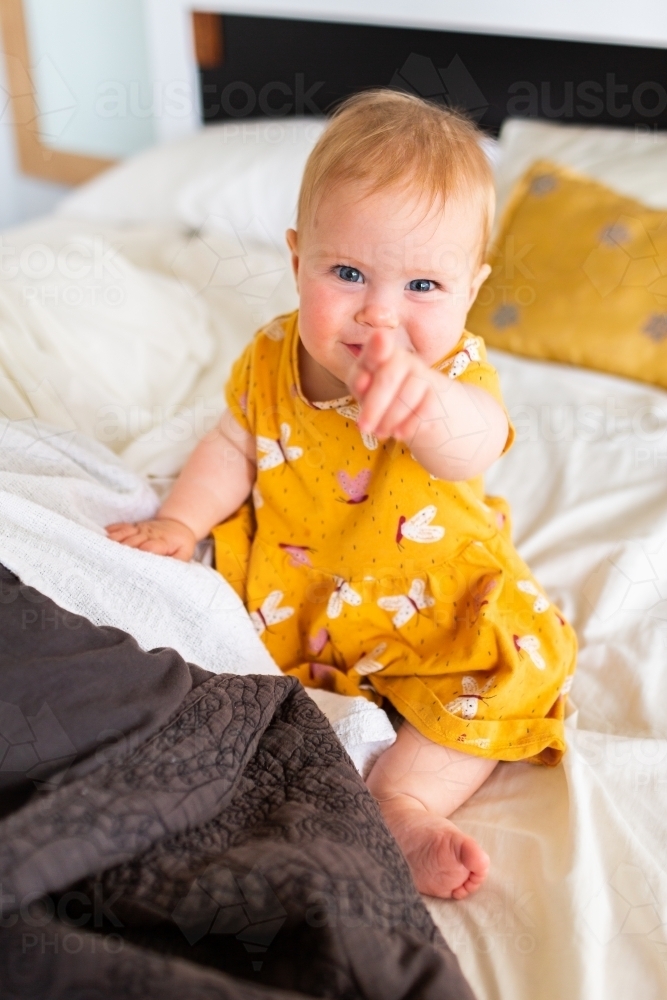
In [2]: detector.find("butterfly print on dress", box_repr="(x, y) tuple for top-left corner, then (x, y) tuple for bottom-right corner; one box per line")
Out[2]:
(445, 675), (495, 719)
(396, 505), (445, 548)
(256, 423), (303, 471)
(278, 543), (313, 568)
(517, 579), (550, 612)
(336, 469), (371, 504)
(250, 590), (294, 635)
(377, 579), (435, 628)
(513, 633), (546, 670)
(327, 576), (362, 618)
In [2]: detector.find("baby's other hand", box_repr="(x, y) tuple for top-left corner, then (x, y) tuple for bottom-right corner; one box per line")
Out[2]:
(348, 330), (438, 442)
(105, 517), (197, 561)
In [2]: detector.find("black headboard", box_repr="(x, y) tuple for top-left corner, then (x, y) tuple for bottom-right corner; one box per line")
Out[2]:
(197, 13), (667, 134)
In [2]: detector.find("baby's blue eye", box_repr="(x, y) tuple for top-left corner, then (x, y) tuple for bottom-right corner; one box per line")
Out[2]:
(336, 265), (364, 283)
(408, 278), (436, 292)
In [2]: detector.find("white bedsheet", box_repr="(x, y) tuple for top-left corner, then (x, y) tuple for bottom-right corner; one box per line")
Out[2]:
(429, 352), (667, 1000)
(0, 217), (666, 998)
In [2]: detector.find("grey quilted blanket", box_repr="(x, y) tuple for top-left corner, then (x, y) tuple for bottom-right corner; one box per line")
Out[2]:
(0, 565), (474, 1000)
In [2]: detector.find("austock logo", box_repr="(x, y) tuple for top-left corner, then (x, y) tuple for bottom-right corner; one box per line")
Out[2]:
(391, 53), (488, 120)
(0, 699), (76, 791)
(172, 865), (287, 971)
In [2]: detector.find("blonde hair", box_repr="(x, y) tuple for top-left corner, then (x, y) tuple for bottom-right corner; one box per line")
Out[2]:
(297, 89), (494, 261)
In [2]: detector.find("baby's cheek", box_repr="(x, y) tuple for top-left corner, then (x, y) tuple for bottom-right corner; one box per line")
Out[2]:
(412, 308), (467, 366)
(300, 283), (349, 347)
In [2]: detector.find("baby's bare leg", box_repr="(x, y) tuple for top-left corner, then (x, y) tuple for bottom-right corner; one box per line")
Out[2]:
(366, 722), (498, 899)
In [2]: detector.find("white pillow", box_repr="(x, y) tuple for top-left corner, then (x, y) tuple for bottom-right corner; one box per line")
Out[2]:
(175, 121), (326, 248)
(494, 118), (667, 222)
(57, 118), (501, 252)
(57, 119), (326, 249)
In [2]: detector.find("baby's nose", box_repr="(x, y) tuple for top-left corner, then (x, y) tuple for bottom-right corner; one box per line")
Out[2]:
(354, 301), (399, 330)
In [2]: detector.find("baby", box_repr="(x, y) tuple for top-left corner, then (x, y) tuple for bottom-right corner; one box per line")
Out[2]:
(108, 91), (577, 901)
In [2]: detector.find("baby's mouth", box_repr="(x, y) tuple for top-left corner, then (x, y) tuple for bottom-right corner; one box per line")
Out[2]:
(344, 343), (363, 357)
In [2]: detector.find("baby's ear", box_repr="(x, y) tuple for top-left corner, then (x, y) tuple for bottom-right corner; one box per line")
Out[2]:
(286, 229), (299, 281)
(468, 262), (491, 307)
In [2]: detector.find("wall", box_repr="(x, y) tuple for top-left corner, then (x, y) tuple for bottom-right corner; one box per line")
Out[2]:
(0, 0), (161, 230)
(23, 0), (156, 159)
(190, 0), (667, 49)
(0, 36), (67, 230)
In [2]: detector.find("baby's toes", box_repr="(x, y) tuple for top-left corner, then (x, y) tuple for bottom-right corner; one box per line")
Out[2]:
(379, 805), (491, 900)
(428, 826), (488, 897)
(460, 837), (490, 880)
(451, 872), (485, 900)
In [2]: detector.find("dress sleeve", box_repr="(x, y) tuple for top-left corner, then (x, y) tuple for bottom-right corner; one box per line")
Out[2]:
(437, 332), (515, 455)
(224, 338), (255, 437)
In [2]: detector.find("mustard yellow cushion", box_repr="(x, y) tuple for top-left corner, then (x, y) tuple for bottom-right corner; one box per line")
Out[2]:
(468, 160), (667, 387)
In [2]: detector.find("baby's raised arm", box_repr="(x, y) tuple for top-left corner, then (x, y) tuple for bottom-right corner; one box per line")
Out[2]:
(349, 331), (508, 482)
(107, 409), (256, 560)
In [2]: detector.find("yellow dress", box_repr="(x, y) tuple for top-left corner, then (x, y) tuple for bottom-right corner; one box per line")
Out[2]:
(213, 310), (577, 765)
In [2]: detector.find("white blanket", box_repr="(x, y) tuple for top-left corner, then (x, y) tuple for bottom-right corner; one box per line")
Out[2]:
(0, 419), (395, 776)
(0, 217), (298, 482)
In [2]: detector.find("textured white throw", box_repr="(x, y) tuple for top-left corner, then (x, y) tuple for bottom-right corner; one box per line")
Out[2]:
(0, 420), (396, 775)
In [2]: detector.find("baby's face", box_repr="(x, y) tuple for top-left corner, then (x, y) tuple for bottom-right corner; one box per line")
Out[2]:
(287, 180), (491, 398)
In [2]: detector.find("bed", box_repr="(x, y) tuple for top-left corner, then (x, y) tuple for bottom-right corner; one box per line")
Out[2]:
(1, 22), (667, 999)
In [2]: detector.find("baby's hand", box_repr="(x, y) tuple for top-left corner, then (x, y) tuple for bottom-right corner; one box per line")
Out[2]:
(348, 330), (442, 442)
(106, 517), (197, 561)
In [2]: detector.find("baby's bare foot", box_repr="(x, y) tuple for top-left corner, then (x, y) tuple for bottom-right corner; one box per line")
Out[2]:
(379, 797), (490, 900)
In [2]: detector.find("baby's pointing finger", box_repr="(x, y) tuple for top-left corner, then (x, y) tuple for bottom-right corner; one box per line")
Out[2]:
(357, 353), (407, 433)
(348, 365), (372, 400)
(358, 330), (395, 372)
(350, 333), (395, 400)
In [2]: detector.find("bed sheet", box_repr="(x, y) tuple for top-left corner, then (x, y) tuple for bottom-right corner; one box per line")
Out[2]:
(1, 217), (666, 998)
(430, 351), (667, 1000)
